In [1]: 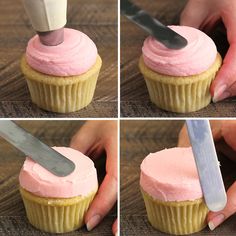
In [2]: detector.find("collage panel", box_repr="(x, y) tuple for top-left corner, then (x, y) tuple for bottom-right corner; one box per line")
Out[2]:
(121, 120), (236, 235)
(0, 120), (117, 235)
(0, 0), (117, 118)
(121, 0), (233, 117)
(1, 0), (236, 235)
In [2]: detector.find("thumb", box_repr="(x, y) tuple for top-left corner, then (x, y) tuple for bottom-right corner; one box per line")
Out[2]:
(208, 181), (236, 230)
(211, 43), (236, 102)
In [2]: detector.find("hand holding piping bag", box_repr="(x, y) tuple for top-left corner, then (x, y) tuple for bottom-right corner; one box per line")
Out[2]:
(178, 120), (236, 230)
(70, 121), (118, 235)
(180, 0), (236, 102)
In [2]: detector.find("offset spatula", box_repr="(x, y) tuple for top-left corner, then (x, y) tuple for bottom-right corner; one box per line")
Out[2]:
(0, 121), (75, 177)
(121, 0), (187, 49)
(186, 120), (227, 212)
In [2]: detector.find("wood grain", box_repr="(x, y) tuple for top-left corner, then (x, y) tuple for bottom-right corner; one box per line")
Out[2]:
(0, 121), (116, 235)
(0, 0), (118, 118)
(120, 120), (236, 235)
(120, 0), (235, 117)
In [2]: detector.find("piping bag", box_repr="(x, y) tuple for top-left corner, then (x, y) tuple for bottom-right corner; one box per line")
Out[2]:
(22, 0), (67, 46)
(186, 120), (227, 212)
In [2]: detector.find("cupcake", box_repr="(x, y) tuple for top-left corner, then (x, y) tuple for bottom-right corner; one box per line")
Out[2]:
(139, 25), (222, 113)
(21, 28), (102, 113)
(140, 147), (208, 235)
(19, 147), (98, 233)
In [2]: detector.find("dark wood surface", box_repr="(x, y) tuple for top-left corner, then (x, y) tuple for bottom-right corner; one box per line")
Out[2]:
(120, 0), (236, 117)
(120, 120), (236, 235)
(0, 121), (116, 235)
(0, 0), (117, 118)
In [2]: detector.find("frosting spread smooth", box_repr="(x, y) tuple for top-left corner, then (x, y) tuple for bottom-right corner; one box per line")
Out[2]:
(142, 25), (217, 76)
(19, 147), (98, 198)
(140, 147), (202, 202)
(26, 28), (98, 76)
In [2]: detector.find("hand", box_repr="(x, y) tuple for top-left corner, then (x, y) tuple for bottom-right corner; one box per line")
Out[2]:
(180, 0), (236, 102)
(178, 120), (236, 230)
(70, 121), (117, 235)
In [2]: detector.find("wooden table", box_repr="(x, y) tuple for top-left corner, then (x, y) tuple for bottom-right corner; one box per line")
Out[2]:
(0, 0), (117, 118)
(120, 120), (236, 235)
(0, 121), (116, 235)
(120, 0), (236, 117)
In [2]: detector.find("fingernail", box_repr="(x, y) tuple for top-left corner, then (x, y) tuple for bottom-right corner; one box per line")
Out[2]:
(208, 214), (225, 230)
(213, 91), (230, 103)
(115, 232), (118, 236)
(86, 214), (101, 231)
(213, 84), (230, 102)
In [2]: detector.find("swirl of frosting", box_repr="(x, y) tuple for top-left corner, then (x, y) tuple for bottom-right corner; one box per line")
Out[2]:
(26, 28), (97, 76)
(19, 147), (98, 198)
(140, 147), (203, 202)
(142, 25), (217, 76)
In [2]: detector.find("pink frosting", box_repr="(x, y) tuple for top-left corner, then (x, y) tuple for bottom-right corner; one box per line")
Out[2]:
(26, 28), (98, 76)
(19, 147), (98, 198)
(142, 25), (217, 76)
(140, 147), (202, 202)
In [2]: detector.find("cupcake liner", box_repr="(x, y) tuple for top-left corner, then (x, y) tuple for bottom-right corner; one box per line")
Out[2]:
(21, 55), (102, 113)
(139, 53), (222, 113)
(20, 187), (97, 233)
(141, 188), (209, 235)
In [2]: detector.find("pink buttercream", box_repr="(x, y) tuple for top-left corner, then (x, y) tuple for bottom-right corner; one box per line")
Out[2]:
(26, 28), (98, 76)
(19, 147), (98, 198)
(142, 25), (217, 76)
(140, 147), (202, 202)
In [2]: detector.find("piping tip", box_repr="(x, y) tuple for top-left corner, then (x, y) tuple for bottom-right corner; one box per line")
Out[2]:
(37, 28), (64, 46)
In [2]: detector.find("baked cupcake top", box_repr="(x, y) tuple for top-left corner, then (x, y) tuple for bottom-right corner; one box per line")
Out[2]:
(19, 146), (98, 198)
(142, 25), (217, 76)
(26, 28), (97, 76)
(140, 147), (202, 202)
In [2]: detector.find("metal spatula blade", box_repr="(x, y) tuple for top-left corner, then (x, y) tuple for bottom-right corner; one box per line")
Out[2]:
(186, 120), (227, 212)
(121, 0), (187, 49)
(0, 121), (75, 177)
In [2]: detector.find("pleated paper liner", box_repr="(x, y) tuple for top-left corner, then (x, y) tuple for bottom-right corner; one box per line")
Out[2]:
(139, 53), (222, 113)
(21, 55), (102, 113)
(141, 188), (209, 235)
(20, 187), (97, 233)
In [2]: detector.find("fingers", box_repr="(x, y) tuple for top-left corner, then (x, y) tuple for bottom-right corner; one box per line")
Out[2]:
(211, 7), (236, 102)
(208, 181), (236, 230)
(201, 16), (221, 34)
(211, 43), (236, 102)
(112, 219), (118, 236)
(180, 0), (210, 29)
(85, 173), (117, 231)
(180, 1), (236, 102)
(85, 121), (117, 231)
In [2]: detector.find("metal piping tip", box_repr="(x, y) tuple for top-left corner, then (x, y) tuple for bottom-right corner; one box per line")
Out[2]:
(37, 28), (64, 46)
